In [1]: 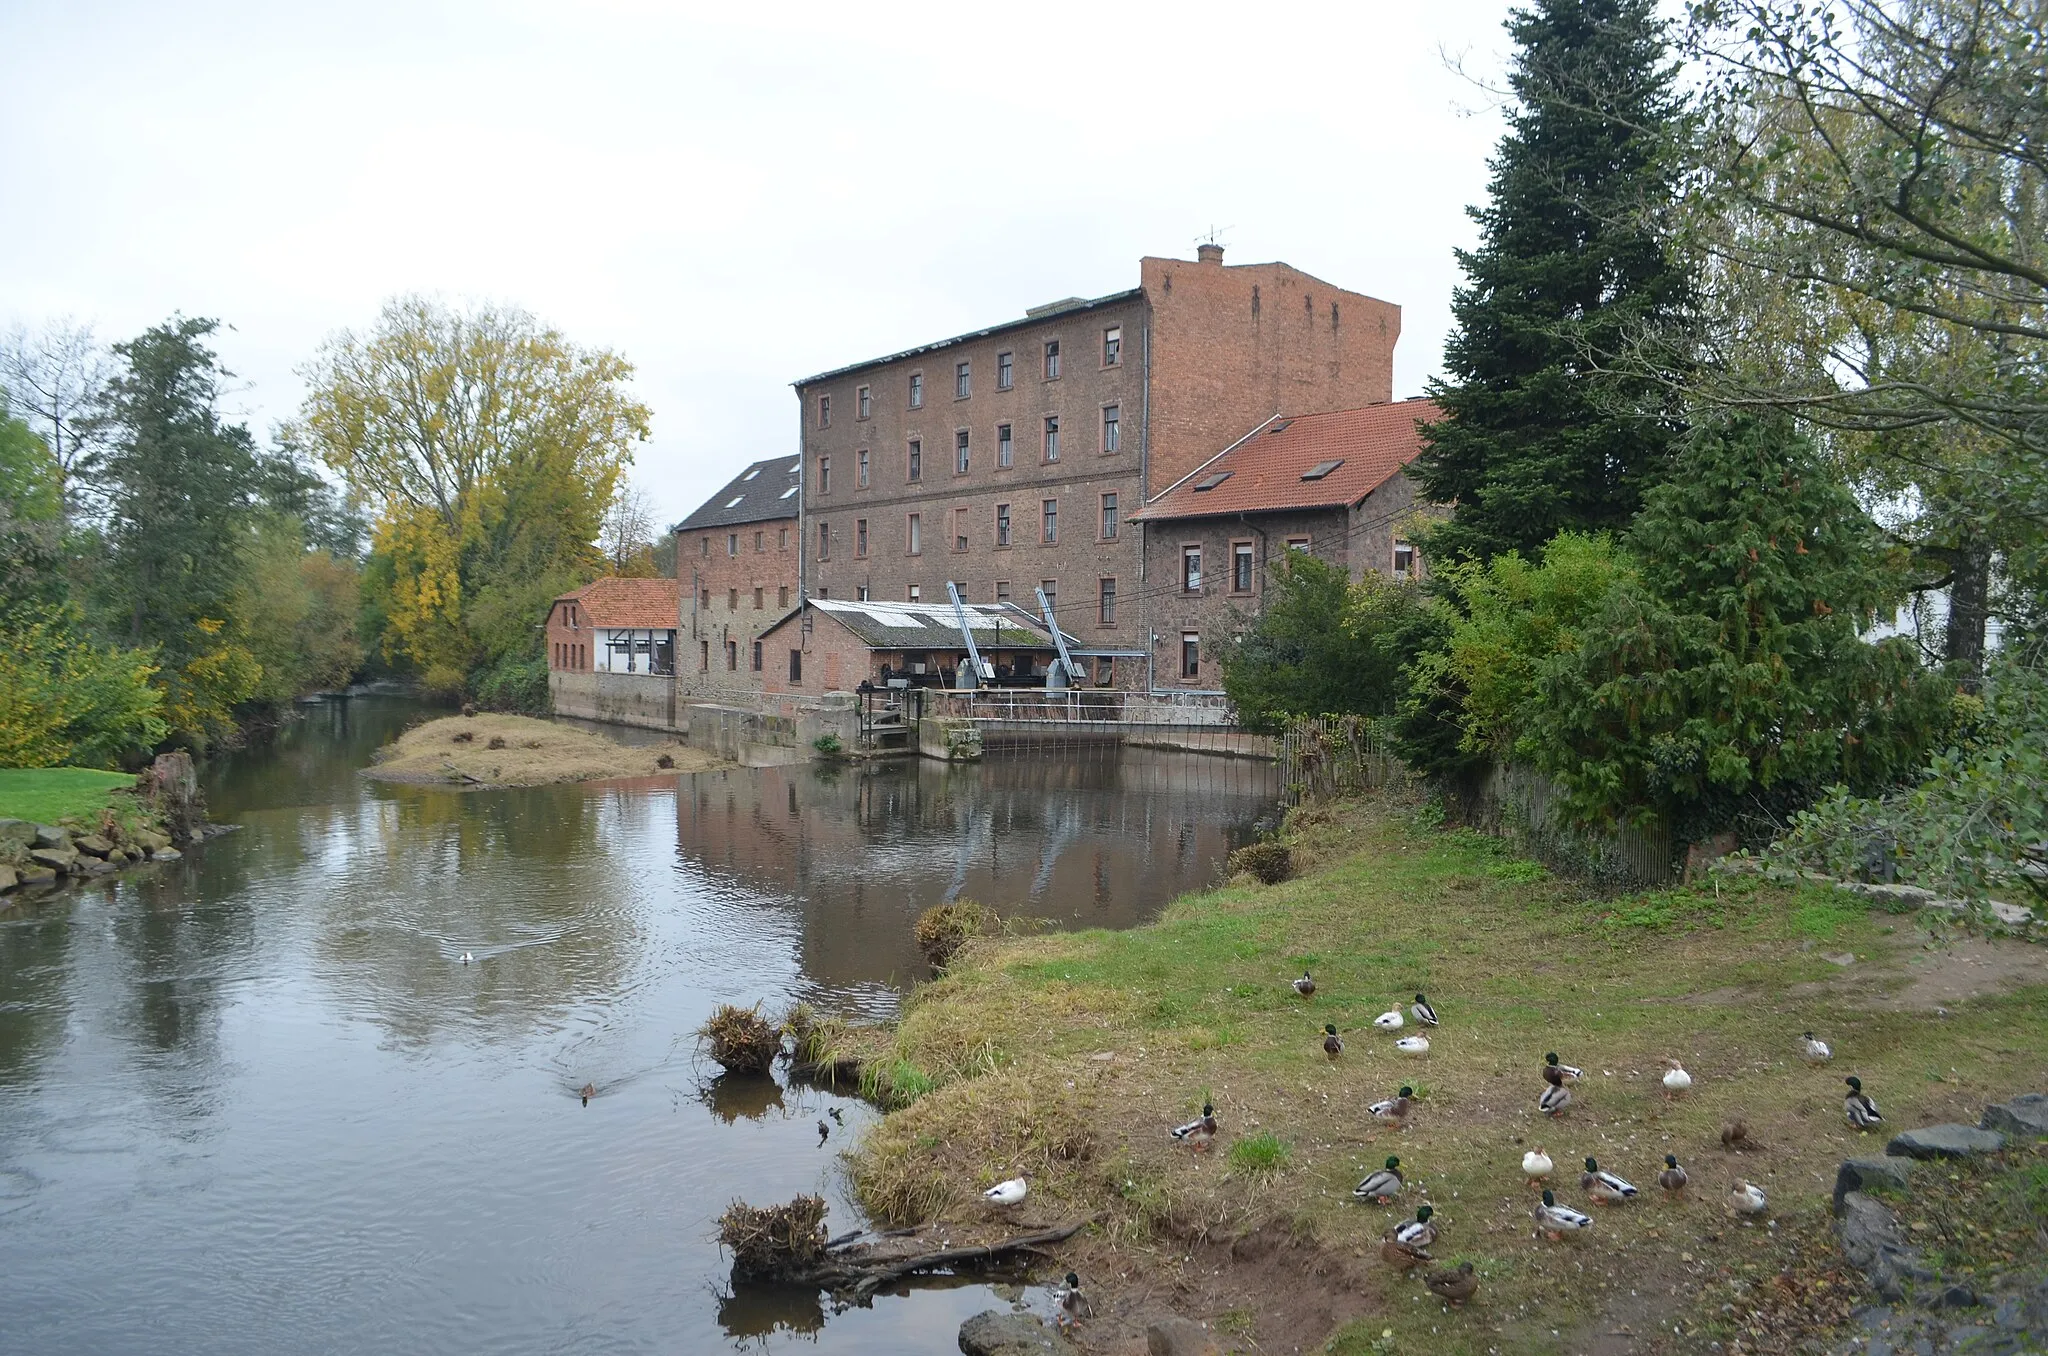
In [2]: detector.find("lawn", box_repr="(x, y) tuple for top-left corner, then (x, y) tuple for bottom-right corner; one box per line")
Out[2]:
(843, 794), (2048, 1355)
(0, 767), (138, 826)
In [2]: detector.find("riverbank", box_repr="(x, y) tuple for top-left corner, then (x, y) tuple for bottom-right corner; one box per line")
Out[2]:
(841, 793), (2048, 1354)
(362, 713), (724, 786)
(1, 756), (209, 895)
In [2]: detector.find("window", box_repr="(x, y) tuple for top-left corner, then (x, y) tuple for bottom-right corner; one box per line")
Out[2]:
(700, 587), (711, 609)
(855, 518), (868, 557)
(817, 586), (828, 598)
(728, 588), (739, 610)
(752, 640), (763, 671)
(953, 507), (969, 552)
(1393, 540), (1416, 581)
(908, 584), (921, 602)
(1040, 580), (1058, 613)
(817, 521), (830, 560)
(1182, 545), (1203, 592)
(754, 586), (764, 609)
(1103, 326), (1121, 366)
(908, 373), (923, 408)
(778, 585), (789, 608)
(906, 512), (922, 555)
(728, 532), (739, 556)
(955, 429), (970, 474)
(1095, 656), (1114, 687)
(1043, 415), (1060, 462)
(1102, 404), (1120, 453)
(1285, 535), (1311, 554)
(779, 527), (789, 549)
(726, 639), (738, 670)
(754, 530), (764, 552)
(1181, 631), (1201, 680)
(817, 456), (830, 494)
(1098, 576), (1117, 625)
(1043, 340), (1060, 379)
(700, 537), (709, 557)
(997, 423), (1013, 468)
(1100, 492), (1118, 540)
(857, 585), (869, 601)
(857, 385), (871, 419)
(907, 440), (922, 481)
(955, 361), (970, 399)
(789, 648), (802, 683)
(701, 639), (710, 671)
(819, 394), (831, 427)
(857, 448), (869, 487)
(997, 351), (1014, 389)
(996, 503), (1011, 547)
(995, 580), (1011, 603)
(1232, 541), (1254, 593)
(1041, 498), (1058, 543)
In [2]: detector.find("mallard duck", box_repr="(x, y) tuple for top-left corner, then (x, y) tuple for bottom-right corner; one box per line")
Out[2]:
(579, 1082), (597, 1106)
(1799, 1031), (1833, 1064)
(1172, 1103), (1219, 1150)
(1729, 1181), (1769, 1217)
(983, 1176), (1028, 1206)
(1381, 1234), (1433, 1271)
(1539, 1082), (1571, 1117)
(1409, 993), (1440, 1027)
(1662, 1060), (1693, 1096)
(1374, 1009), (1405, 1031)
(1054, 1271), (1092, 1330)
(1293, 971), (1316, 998)
(1522, 1146), (1554, 1182)
(1581, 1157), (1638, 1204)
(460, 951), (474, 965)
(1354, 1155), (1404, 1202)
(1657, 1154), (1688, 1195)
(1369, 1086), (1414, 1127)
(1534, 1189), (1592, 1239)
(1542, 1052), (1583, 1085)
(1323, 1024), (1344, 1059)
(817, 1119), (830, 1145)
(1844, 1076), (1882, 1128)
(1395, 1035), (1430, 1056)
(1393, 1204), (1437, 1248)
(1424, 1260), (1478, 1305)
(1720, 1118), (1752, 1151)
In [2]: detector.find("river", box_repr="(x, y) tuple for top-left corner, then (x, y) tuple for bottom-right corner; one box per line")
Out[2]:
(0, 697), (1278, 1354)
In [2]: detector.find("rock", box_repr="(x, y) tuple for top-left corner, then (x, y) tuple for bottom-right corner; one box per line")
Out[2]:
(18, 866), (58, 886)
(1886, 1124), (2006, 1160)
(133, 829), (172, 854)
(1824, 951), (1859, 967)
(29, 845), (79, 873)
(0, 818), (35, 855)
(1148, 1317), (1223, 1356)
(1937, 1285), (1977, 1310)
(73, 833), (114, 858)
(151, 848), (183, 862)
(0, 863), (17, 892)
(32, 823), (70, 850)
(957, 1310), (1078, 1356)
(1835, 1157), (1914, 1214)
(78, 857), (117, 876)
(1980, 1094), (2048, 1140)
(1837, 1190), (1933, 1302)
(1987, 901), (2036, 927)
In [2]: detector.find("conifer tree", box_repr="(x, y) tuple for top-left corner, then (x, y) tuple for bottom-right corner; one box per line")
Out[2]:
(1416, 0), (1691, 563)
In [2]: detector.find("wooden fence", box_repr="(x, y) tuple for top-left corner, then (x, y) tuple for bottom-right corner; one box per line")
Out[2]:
(1277, 715), (1401, 804)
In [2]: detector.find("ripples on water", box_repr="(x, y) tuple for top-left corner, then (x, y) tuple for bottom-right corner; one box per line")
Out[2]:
(0, 698), (1277, 1353)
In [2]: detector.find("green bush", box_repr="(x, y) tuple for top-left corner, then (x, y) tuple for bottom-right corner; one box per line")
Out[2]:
(0, 609), (168, 769)
(471, 653), (550, 715)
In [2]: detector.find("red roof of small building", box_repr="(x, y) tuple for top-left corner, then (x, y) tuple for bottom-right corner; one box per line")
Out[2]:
(552, 576), (679, 629)
(1131, 399), (1442, 522)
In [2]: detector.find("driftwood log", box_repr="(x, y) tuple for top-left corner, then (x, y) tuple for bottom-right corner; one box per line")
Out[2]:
(736, 1219), (1090, 1299)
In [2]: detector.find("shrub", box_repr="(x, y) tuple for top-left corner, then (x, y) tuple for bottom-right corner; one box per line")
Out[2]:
(913, 900), (987, 969)
(1227, 841), (1293, 885)
(472, 653), (550, 715)
(812, 733), (844, 759)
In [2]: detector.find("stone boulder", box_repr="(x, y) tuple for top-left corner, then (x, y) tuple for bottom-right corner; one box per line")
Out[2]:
(957, 1310), (1078, 1356)
(29, 845), (78, 874)
(1887, 1124), (2006, 1160)
(1148, 1316), (1224, 1356)
(133, 829), (173, 856)
(32, 824), (70, 850)
(73, 833), (114, 859)
(0, 863), (17, 893)
(1834, 1157), (1914, 1214)
(1980, 1094), (2048, 1140)
(0, 818), (35, 857)
(18, 865), (57, 887)
(1837, 1190), (1934, 1302)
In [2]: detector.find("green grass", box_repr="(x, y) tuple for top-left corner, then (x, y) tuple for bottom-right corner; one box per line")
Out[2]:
(1227, 1130), (1291, 1174)
(0, 767), (136, 826)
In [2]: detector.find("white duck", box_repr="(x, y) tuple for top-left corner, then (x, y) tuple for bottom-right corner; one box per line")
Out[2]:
(1662, 1060), (1693, 1096)
(1799, 1031), (1833, 1064)
(1373, 1009), (1405, 1031)
(983, 1176), (1028, 1206)
(1395, 1035), (1430, 1056)
(1522, 1146), (1554, 1182)
(460, 952), (474, 965)
(1729, 1181), (1769, 1218)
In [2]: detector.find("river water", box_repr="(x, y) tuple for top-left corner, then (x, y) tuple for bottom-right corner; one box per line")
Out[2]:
(0, 697), (1277, 1354)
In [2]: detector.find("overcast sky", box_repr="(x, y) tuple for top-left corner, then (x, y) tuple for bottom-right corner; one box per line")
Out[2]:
(1, 0), (1514, 530)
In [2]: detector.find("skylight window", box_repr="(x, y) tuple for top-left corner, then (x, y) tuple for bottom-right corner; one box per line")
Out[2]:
(779, 486), (798, 498)
(725, 495), (744, 508)
(743, 467), (761, 480)
(787, 459), (800, 472)
(1301, 459), (1344, 481)
(1193, 471), (1233, 491)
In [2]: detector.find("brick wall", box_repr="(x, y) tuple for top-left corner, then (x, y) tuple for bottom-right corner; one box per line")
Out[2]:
(545, 598), (597, 673)
(1141, 507), (1352, 689)
(675, 516), (799, 698)
(755, 612), (876, 696)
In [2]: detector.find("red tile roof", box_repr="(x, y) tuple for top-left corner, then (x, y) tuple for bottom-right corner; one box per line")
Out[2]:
(1131, 399), (1442, 522)
(553, 576), (679, 629)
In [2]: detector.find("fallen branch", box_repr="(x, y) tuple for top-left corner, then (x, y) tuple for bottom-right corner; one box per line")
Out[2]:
(730, 1215), (1090, 1297)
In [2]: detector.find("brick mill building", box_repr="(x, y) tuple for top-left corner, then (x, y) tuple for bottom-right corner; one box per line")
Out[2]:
(791, 245), (1401, 686)
(1130, 399), (1443, 688)
(673, 456), (802, 700)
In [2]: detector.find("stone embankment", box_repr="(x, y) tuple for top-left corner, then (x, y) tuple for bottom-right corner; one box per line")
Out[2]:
(1, 752), (217, 900)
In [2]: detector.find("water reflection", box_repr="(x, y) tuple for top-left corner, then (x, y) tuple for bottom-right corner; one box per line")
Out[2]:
(0, 697), (1276, 1354)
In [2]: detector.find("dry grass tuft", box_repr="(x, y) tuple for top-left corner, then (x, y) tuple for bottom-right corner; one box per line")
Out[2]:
(1227, 841), (1293, 884)
(364, 713), (722, 788)
(914, 899), (989, 969)
(699, 1003), (783, 1074)
(717, 1194), (828, 1276)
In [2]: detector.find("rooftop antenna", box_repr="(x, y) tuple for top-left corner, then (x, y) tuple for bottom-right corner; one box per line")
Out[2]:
(1197, 224), (1235, 250)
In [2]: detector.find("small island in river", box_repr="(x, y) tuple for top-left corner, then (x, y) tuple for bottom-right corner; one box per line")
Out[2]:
(364, 713), (724, 788)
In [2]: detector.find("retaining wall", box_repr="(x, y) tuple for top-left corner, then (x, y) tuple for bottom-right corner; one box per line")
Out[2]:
(549, 671), (679, 732)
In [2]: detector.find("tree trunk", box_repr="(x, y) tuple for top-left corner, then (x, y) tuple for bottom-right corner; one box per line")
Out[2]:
(1944, 541), (1991, 688)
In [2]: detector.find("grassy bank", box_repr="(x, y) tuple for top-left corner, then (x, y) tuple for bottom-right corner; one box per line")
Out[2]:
(363, 713), (724, 787)
(847, 795), (2047, 1354)
(0, 767), (138, 825)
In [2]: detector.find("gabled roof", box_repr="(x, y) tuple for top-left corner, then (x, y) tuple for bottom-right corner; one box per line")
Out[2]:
(762, 597), (1073, 651)
(1131, 399), (1442, 523)
(674, 457), (802, 532)
(792, 289), (1142, 388)
(552, 576), (679, 629)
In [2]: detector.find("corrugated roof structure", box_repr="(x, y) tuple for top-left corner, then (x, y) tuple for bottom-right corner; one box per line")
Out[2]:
(1132, 399), (1441, 522)
(553, 576), (680, 629)
(674, 457), (803, 532)
(792, 598), (1073, 651)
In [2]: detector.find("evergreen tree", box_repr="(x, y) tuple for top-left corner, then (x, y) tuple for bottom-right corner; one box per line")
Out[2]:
(1416, 0), (1691, 563)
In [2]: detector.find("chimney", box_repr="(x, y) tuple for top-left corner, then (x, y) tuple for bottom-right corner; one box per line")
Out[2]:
(1197, 242), (1225, 266)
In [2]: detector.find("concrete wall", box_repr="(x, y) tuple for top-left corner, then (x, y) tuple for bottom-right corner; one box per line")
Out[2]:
(549, 671), (678, 732)
(685, 692), (860, 761)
